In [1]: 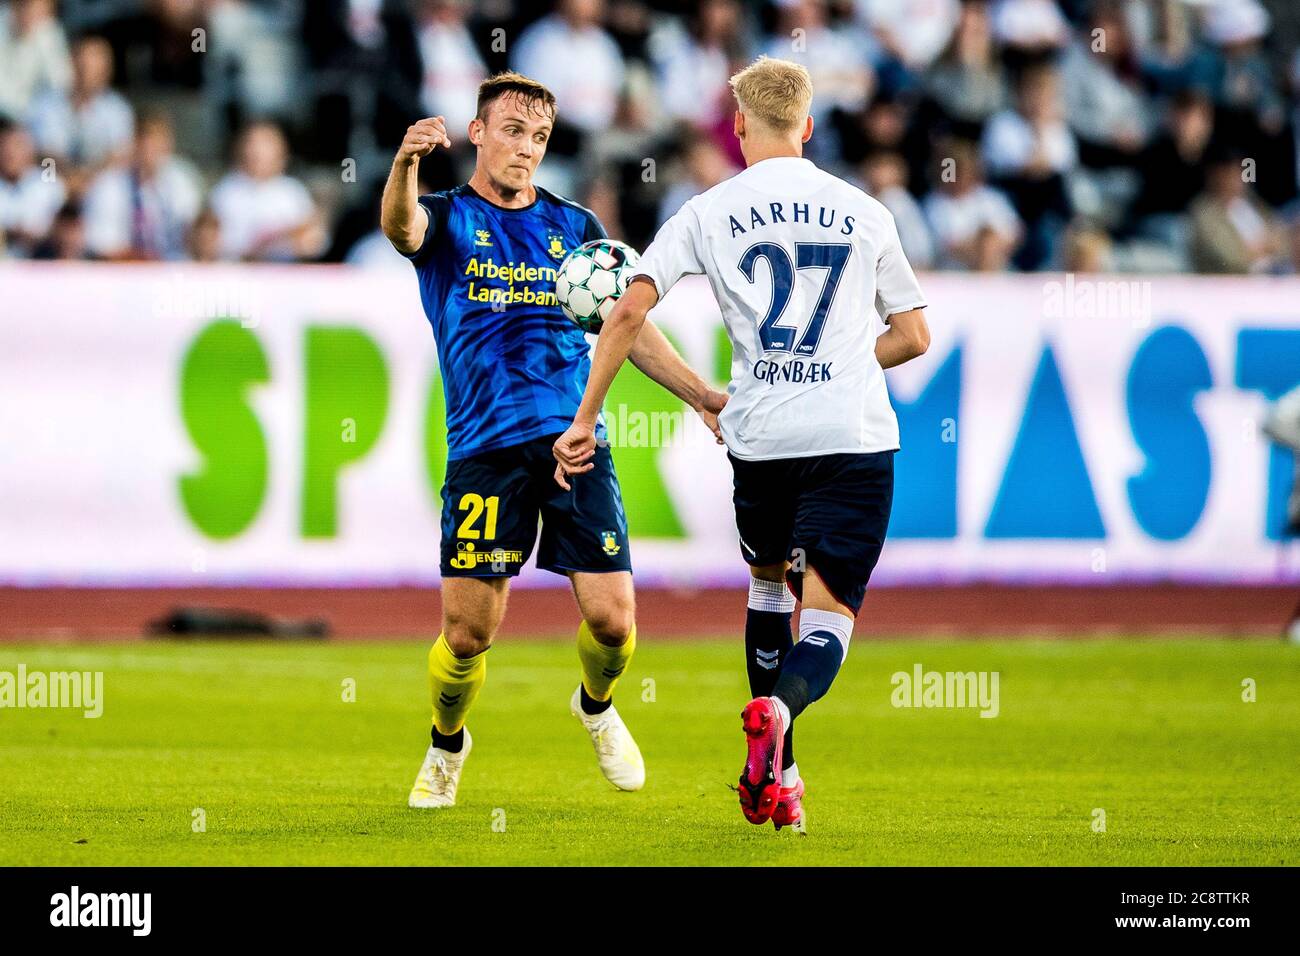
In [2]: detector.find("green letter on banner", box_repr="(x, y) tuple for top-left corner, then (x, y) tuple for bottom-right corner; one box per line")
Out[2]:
(604, 337), (686, 539)
(302, 326), (390, 537)
(424, 367), (448, 510)
(179, 319), (270, 538)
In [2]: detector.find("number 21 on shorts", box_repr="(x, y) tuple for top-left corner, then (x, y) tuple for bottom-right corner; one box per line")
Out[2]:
(456, 493), (499, 540)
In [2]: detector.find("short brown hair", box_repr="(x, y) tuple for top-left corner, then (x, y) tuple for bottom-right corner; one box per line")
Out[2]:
(476, 71), (557, 122)
(728, 56), (813, 133)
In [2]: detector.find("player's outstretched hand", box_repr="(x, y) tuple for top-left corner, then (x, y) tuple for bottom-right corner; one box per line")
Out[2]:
(398, 117), (452, 164)
(553, 423), (597, 490)
(697, 388), (729, 445)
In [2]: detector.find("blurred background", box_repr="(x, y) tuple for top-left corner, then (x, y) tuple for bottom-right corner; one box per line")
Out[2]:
(2, 0), (1300, 273)
(2, 0), (1300, 641)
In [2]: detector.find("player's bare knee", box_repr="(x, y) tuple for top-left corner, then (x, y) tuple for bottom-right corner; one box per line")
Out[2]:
(442, 615), (494, 657)
(751, 563), (788, 584)
(584, 604), (636, 646)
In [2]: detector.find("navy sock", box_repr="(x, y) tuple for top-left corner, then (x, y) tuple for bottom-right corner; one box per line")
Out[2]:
(431, 726), (464, 753)
(772, 630), (843, 721)
(579, 683), (612, 716)
(746, 606), (796, 768)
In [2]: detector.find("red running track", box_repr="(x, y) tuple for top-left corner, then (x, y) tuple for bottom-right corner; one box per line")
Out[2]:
(1, 585), (1296, 641)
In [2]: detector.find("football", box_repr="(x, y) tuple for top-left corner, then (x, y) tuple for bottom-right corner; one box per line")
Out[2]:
(555, 238), (641, 334)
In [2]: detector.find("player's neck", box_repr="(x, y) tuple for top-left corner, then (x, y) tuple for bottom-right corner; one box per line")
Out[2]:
(741, 142), (805, 168)
(468, 170), (536, 209)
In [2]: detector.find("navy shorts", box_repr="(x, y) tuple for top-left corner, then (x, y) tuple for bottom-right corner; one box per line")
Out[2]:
(440, 435), (632, 578)
(729, 450), (895, 615)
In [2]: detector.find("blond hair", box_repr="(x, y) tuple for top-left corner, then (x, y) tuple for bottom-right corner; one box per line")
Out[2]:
(728, 56), (813, 133)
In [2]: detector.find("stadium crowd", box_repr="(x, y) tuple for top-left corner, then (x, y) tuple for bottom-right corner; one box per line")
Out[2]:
(2, 0), (1300, 273)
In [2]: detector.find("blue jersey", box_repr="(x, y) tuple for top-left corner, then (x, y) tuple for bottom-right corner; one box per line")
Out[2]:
(405, 183), (607, 460)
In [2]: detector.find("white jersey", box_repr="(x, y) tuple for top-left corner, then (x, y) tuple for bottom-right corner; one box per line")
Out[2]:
(633, 156), (926, 460)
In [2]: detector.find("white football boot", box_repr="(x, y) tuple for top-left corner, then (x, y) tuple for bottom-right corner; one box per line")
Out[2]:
(570, 686), (645, 791)
(408, 728), (472, 808)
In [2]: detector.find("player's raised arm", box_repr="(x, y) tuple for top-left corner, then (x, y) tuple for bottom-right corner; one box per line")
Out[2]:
(381, 117), (452, 254)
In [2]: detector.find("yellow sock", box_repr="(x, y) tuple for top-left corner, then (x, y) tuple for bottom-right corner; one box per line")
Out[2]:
(576, 620), (636, 702)
(427, 634), (487, 735)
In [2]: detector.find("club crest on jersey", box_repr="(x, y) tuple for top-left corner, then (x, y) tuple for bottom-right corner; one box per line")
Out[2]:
(474, 228), (492, 247)
(547, 234), (566, 259)
(600, 530), (621, 556)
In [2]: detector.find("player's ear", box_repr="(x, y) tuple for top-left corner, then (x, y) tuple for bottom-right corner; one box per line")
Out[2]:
(733, 110), (745, 141)
(468, 117), (484, 147)
(801, 115), (814, 144)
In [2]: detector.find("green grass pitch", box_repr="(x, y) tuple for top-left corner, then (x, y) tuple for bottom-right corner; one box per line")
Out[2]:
(1, 637), (1297, 866)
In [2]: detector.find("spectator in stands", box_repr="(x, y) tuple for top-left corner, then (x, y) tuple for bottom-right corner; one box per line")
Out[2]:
(209, 120), (323, 262)
(204, 0), (301, 129)
(1061, 221), (1114, 272)
(1138, 0), (1198, 95)
(586, 79), (671, 249)
(657, 135), (738, 226)
(1292, 50), (1300, 202)
(1287, 216), (1300, 275)
(582, 174), (625, 240)
(27, 34), (133, 175)
(187, 205), (222, 262)
(926, 0), (1009, 135)
(982, 61), (1077, 268)
(859, 0), (960, 76)
(989, 0), (1069, 62)
(0, 119), (66, 255)
(340, 180), (409, 269)
(82, 112), (202, 260)
(649, 0), (745, 129)
(1061, 2), (1150, 164)
(0, 0), (72, 121)
(1130, 88), (1214, 249)
(862, 149), (934, 268)
(31, 198), (89, 259)
(3, 0), (1299, 275)
(1201, 0), (1285, 126)
(512, 0), (626, 135)
(414, 0), (486, 138)
(763, 0), (873, 132)
(1196, 0), (1297, 208)
(923, 137), (1021, 271)
(345, 226), (408, 269)
(301, 0), (422, 158)
(1188, 144), (1284, 273)
(102, 0), (209, 91)
(837, 91), (930, 193)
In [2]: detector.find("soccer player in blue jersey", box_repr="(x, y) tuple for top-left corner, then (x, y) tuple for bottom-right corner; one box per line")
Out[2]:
(383, 72), (727, 808)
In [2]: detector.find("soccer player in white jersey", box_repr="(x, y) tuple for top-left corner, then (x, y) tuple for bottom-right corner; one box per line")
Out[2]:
(553, 56), (931, 832)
